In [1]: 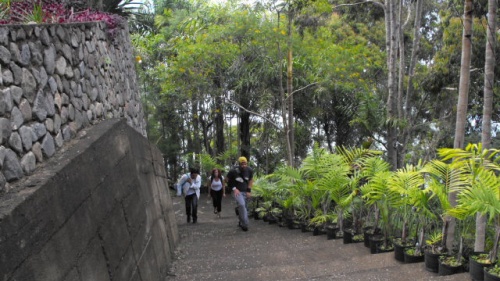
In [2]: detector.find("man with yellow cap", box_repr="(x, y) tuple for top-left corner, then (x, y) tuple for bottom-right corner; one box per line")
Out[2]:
(225, 156), (253, 231)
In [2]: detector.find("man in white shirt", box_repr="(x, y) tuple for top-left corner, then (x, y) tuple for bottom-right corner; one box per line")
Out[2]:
(178, 168), (201, 223)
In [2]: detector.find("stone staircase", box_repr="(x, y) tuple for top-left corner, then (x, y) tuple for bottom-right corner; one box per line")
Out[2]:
(167, 194), (470, 281)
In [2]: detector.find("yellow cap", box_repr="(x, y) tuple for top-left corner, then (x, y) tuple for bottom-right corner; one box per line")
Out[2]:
(238, 156), (247, 163)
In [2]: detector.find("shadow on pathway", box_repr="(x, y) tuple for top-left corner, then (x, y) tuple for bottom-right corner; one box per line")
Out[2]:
(168, 193), (470, 281)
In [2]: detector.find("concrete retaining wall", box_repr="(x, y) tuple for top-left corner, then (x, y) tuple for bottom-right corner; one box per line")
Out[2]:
(0, 119), (179, 281)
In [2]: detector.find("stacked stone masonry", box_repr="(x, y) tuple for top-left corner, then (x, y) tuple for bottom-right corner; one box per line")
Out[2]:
(0, 22), (146, 192)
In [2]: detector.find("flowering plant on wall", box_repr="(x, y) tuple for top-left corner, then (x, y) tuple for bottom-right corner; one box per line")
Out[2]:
(0, 0), (124, 36)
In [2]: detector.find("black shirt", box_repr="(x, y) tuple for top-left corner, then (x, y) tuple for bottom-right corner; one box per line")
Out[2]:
(226, 166), (253, 192)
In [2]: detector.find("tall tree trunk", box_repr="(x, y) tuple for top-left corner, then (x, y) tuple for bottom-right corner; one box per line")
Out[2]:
(481, 0), (496, 153)
(401, 0), (423, 167)
(215, 94), (225, 158)
(448, 0), (473, 252)
(396, 0), (412, 169)
(404, 0), (423, 120)
(239, 90), (251, 160)
(323, 121), (334, 152)
(385, 0), (398, 170)
(287, 10), (295, 167)
(186, 104), (194, 153)
(240, 111), (251, 159)
(200, 117), (212, 155)
(191, 99), (202, 154)
(454, 0), (473, 150)
(476, 0), (497, 253)
(397, 0), (405, 121)
(277, 11), (293, 167)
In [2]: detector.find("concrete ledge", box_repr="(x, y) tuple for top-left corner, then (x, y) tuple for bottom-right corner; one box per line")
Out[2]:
(0, 119), (178, 281)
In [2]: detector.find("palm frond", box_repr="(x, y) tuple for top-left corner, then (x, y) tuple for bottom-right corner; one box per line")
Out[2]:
(336, 145), (382, 165)
(359, 156), (390, 180)
(448, 168), (500, 221)
(422, 159), (468, 212)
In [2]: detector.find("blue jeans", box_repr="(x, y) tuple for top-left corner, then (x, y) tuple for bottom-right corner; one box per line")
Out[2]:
(234, 192), (249, 227)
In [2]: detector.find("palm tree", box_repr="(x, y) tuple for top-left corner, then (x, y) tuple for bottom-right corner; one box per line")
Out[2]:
(357, 156), (391, 232)
(360, 169), (399, 249)
(268, 165), (306, 223)
(421, 159), (465, 254)
(447, 167), (500, 263)
(300, 146), (339, 228)
(388, 163), (425, 246)
(407, 179), (437, 255)
(449, 0), (474, 251)
(311, 153), (351, 229)
(252, 177), (281, 220)
(478, 0), (497, 252)
(439, 143), (500, 255)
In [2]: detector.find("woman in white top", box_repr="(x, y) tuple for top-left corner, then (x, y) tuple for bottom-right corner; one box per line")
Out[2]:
(207, 168), (226, 218)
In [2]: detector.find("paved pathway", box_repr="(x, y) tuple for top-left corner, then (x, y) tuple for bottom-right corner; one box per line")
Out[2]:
(168, 194), (471, 281)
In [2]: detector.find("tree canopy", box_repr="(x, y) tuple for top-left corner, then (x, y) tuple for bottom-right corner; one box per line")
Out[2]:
(130, 0), (500, 181)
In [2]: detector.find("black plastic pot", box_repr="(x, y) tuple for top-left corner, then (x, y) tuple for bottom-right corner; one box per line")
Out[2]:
(268, 216), (278, 224)
(301, 222), (308, 232)
(425, 251), (443, 273)
(343, 229), (354, 244)
(404, 251), (424, 263)
(484, 267), (500, 281)
(438, 257), (464, 276)
(393, 240), (413, 262)
(326, 226), (338, 240)
(253, 212), (260, 220)
(369, 234), (384, 254)
(313, 226), (320, 236)
(363, 226), (375, 248)
(469, 254), (491, 281)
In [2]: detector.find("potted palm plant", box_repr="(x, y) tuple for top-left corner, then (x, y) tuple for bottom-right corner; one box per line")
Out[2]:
(335, 150), (386, 246)
(388, 163), (425, 262)
(293, 180), (317, 232)
(360, 169), (399, 254)
(447, 165), (500, 280)
(401, 180), (436, 264)
(420, 158), (464, 272)
(268, 165), (306, 229)
(469, 253), (492, 281)
(251, 177), (279, 221)
(311, 152), (353, 239)
(424, 232), (445, 272)
(436, 217), (475, 276)
(437, 144), (500, 281)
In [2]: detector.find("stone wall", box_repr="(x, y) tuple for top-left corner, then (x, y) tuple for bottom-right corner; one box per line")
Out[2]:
(0, 22), (146, 193)
(0, 119), (178, 281)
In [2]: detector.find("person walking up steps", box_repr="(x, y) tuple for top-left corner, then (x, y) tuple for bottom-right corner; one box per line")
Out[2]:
(207, 168), (226, 218)
(225, 157), (253, 231)
(177, 167), (201, 224)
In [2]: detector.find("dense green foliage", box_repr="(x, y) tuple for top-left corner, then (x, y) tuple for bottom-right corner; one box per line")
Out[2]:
(130, 0), (500, 183)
